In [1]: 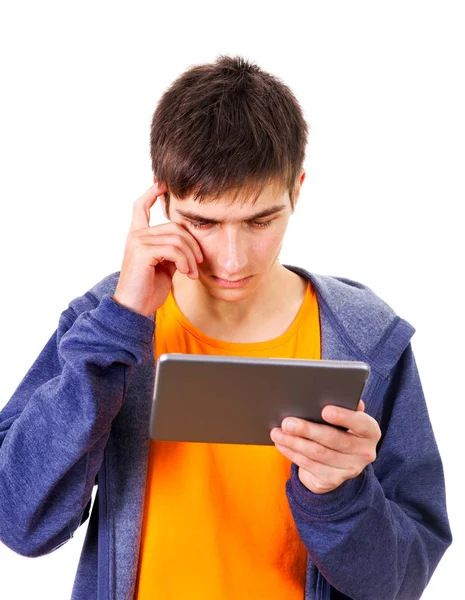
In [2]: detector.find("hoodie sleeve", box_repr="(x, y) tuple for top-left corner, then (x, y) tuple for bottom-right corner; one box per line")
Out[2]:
(0, 291), (155, 558)
(286, 343), (452, 600)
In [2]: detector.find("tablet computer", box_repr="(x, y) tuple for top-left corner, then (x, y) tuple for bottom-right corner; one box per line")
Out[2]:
(149, 353), (370, 445)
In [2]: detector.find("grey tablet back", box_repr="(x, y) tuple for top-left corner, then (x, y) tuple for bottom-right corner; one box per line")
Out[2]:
(149, 353), (370, 445)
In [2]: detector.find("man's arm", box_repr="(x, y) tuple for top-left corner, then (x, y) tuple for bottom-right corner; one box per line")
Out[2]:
(0, 293), (154, 557)
(282, 343), (452, 600)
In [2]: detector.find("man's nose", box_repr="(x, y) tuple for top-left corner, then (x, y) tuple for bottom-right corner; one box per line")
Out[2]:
(217, 227), (248, 275)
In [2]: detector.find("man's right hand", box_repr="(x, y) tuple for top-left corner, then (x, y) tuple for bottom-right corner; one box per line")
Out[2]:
(112, 182), (204, 317)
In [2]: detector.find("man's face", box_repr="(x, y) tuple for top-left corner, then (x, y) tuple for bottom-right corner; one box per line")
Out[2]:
(161, 174), (305, 302)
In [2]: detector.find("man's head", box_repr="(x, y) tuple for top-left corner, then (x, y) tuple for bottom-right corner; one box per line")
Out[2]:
(150, 54), (309, 220)
(149, 55), (308, 300)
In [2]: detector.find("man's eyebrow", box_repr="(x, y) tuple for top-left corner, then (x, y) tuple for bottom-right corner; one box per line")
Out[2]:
(175, 204), (287, 224)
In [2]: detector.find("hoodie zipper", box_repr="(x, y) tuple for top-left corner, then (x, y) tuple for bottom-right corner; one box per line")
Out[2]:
(98, 451), (110, 600)
(316, 569), (331, 599)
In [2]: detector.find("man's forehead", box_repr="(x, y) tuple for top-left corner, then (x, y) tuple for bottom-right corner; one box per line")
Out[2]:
(171, 184), (290, 222)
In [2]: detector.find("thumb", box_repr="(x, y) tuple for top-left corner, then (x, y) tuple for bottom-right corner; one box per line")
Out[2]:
(357, 399), (365, 412)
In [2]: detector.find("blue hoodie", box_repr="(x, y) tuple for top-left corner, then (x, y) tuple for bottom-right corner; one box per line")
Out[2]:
(0, 265), (452, 600)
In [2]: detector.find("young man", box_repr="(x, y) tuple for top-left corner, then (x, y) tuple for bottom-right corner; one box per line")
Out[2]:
(0, 55), (452, 599)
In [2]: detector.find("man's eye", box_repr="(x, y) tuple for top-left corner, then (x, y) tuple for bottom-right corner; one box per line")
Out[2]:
(188, 220), (273, 229)
(252, 220), (273, 228)
(190, 221), (211, 229)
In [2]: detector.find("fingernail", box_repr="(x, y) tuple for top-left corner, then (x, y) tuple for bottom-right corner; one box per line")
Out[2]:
(272, 429), (283, 442)
(324, 407), (336, 419)
(283, 418), (296, 432)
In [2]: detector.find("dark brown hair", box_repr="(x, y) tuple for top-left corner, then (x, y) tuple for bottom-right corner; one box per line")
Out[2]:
(150, 55), (309, 218)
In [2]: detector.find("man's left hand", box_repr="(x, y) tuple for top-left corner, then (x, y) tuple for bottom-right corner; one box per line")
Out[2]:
(270, 400), (382, 494)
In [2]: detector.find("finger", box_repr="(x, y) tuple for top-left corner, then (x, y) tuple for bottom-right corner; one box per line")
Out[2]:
(144, 243), (193, 276)
(130, 182), (167, 233)
(357, 399), (365, 412)
(137, 232), (200, 276)
(172, 222), (204, 264)
(271, 428), (355, 470)
(279, 418), (356, 454)
(274, 443), (347, 490)
(321, 405), (379, 439)
(144, 215), (204, 266)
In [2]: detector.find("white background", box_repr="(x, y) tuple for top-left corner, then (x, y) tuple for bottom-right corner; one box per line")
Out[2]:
(0, 1), (463, 598)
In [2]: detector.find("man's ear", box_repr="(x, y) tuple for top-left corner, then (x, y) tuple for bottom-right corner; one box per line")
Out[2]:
(292, 170), (306, 210)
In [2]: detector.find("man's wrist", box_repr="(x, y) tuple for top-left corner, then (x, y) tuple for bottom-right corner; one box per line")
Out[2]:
(287, 462), (368, 518)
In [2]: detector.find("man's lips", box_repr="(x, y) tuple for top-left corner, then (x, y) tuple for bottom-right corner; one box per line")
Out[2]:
(214, 276), (250, 282)
(212, 275), (252, 287)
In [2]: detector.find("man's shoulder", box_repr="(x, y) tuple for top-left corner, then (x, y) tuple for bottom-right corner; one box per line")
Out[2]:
(285, 265), (414, 359)
(311, 272), (397, 321)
